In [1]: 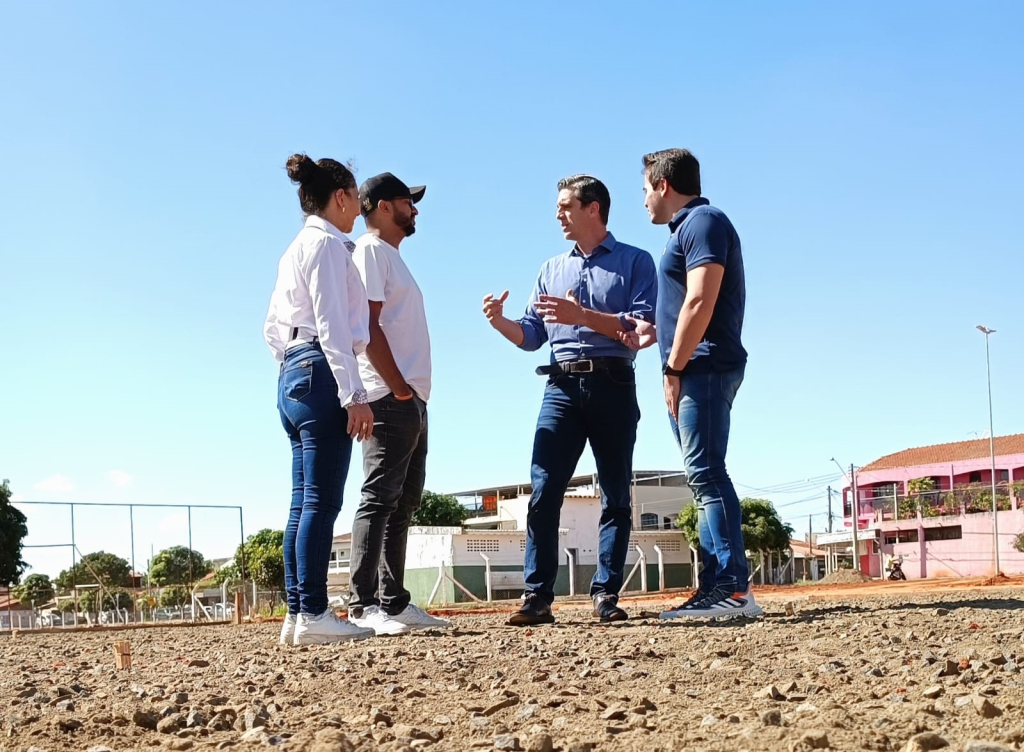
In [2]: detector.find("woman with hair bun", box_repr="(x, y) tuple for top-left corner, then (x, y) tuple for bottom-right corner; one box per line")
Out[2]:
(264, 153), (376, 645)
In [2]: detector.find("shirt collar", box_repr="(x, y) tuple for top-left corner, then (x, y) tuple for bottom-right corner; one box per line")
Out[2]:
(668, 197), (710, 232)
(570, 231), (617, 258)
(304, 214), (349, 243)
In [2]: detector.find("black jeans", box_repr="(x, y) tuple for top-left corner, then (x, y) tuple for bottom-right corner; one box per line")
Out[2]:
(348, 393), (428, 615)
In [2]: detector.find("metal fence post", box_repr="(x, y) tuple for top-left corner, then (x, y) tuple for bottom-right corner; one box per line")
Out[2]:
(563, 548), (576, 597)
(480, 553), (492, 603)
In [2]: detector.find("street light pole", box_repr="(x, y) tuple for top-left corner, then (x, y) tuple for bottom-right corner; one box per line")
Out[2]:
(830, 457), (860, 572)
(977, 325), (1000, 575)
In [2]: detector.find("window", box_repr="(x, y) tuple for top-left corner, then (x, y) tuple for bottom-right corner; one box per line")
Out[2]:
(924, 526), (962, 542)
(884, 530), (919, 544)
(466, 539), (500, 553)
(640, 513), (659, 531)
(329, 552), (337, 562)
(969, 472), (982, 484)
(999, 470), (1010, 482)
(870, 483), (897, 499)
(662, 517), (674, 530)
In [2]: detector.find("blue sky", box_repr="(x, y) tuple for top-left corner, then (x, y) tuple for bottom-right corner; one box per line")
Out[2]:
(3, 2), (1022, 577)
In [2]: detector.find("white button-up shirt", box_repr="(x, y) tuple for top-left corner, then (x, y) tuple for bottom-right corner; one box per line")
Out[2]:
(264, 215), (369, 407)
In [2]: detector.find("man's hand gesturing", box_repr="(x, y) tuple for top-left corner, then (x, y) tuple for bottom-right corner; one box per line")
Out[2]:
(482, 290), (509, 327)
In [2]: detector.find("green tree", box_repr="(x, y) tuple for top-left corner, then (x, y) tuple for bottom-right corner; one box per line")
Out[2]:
(411, 491), (469, 527)
(78, 588), (130, 614)
(160, 585), (190, 609)
(149, 546), (211, 587)
(13, 573), (53, 605)
(224, 529), (285, 603)
(0, 480), (29, 586)
(54, 551), (132, 592)
(676, 497), (794, 553)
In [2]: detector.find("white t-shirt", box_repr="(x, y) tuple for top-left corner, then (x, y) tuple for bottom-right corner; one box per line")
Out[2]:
(352, 234), (432, 403)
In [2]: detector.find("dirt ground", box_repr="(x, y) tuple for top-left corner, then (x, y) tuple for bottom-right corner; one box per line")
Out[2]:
(4, 580), (1024, 752)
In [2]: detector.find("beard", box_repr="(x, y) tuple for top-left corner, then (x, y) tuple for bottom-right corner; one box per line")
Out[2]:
(397, 212), (417, 237)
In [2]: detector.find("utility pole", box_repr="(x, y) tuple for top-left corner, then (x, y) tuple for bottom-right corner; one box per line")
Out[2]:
(977, 325), (1000, 575)
(826, 486), (834, 533)
(851, 464), (861, 573)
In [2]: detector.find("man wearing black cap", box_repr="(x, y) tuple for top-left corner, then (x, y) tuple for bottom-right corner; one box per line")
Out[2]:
(346, 173), (449, 635)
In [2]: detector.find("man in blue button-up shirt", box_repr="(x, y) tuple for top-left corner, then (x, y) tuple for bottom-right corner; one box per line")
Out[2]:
(482, 175), (657, 626)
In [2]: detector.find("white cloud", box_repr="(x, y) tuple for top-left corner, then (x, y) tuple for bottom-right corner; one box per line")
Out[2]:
(107, 470), (133, 488)
(11, 493), (24, 502)
(33, 474), (74, 493)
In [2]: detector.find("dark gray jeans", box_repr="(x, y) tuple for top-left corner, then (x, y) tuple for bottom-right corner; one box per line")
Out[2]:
(348, 392), (428, 616)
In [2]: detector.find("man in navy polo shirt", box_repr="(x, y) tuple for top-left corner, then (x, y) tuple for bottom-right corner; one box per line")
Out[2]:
(626, 149), (762, 619)
(482, 174), (657, 625)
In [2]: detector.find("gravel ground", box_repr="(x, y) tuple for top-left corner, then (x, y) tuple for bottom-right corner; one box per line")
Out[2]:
(3, 588), (1024, 752)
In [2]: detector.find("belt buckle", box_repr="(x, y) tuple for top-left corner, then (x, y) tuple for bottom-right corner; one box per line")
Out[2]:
(574, 359), (594, 374)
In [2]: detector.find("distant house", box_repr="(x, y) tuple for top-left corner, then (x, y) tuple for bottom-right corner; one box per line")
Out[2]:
(0, 587), (34, 629)
(838, 433), (1024, 579)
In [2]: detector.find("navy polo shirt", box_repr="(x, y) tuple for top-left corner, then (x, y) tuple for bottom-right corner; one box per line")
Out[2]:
(656, 197), (747, 373)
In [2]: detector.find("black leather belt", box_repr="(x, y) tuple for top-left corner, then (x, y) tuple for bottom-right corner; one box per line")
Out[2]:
(535, 357), (634, 376)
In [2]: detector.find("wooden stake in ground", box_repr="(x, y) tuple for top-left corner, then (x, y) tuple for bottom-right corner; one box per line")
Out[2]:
(113, 640), (132, 670)
(233, 592), (243, 625)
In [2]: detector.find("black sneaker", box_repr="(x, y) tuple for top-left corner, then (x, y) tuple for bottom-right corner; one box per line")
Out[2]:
(593, 594), (628, 622)
(508, 593), (555, 626)
(665, 588), (712, 615)
(660, 587), (763, 620)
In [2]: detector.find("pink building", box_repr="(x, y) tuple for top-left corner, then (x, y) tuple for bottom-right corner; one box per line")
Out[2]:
(841, 433), (1024, 579)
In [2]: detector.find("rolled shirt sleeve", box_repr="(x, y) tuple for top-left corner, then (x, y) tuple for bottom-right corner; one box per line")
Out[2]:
(617, 251), (658, 329)
(302, 236), (368, 406)
(516, 265), (549, 352)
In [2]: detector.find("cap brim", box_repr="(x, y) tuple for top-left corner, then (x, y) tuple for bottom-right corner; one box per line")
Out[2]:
(409, 186), (426, 203)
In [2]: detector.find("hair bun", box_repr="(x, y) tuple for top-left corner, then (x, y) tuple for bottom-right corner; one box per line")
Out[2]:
(286, 153), (321, 185)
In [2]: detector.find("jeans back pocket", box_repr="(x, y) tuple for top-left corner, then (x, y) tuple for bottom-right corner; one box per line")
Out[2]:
(282, 360), (313, 402)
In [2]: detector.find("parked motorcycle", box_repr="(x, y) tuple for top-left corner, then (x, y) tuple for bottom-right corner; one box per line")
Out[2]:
(887, 557), (907, 581)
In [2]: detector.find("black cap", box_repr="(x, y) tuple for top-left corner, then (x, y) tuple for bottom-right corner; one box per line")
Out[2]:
(359, 173), (426, 217)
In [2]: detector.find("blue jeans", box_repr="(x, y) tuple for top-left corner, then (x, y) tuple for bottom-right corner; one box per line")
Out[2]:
(278, 343), (353, 616)
(671, 366), (749, 593)
(524, 368), (639, 604)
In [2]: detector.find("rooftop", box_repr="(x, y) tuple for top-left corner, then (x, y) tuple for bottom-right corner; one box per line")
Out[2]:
(860, 433), (1024, 472)
(450, 470), (685, 498)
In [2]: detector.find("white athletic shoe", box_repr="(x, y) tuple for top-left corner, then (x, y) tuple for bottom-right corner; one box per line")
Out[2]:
(349, 605), (409, 636)
(279, 613), (297, 644)
(388, 604), (451, 632)
(293, 608), (374, 645)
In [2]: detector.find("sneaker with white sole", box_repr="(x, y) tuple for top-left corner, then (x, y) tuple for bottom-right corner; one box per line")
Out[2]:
(348, 605), (409, 636)
(658, 588), (713, 620)
(279, 613), (297, 644)
(660, 588), (763, 620)
(388, 604), (451, 632)
(293, 608), (374, 645)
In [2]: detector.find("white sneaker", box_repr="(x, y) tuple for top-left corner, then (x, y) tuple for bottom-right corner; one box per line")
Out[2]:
(279, 613), (297, 644)
(389, 604), (451, 632)
(293, 608), (374, 645)
(349, 605), (410, 636)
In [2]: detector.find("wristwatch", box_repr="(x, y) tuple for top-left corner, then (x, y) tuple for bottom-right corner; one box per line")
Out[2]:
(351, 389), (369, 405)
(663, 363), (686, 378)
